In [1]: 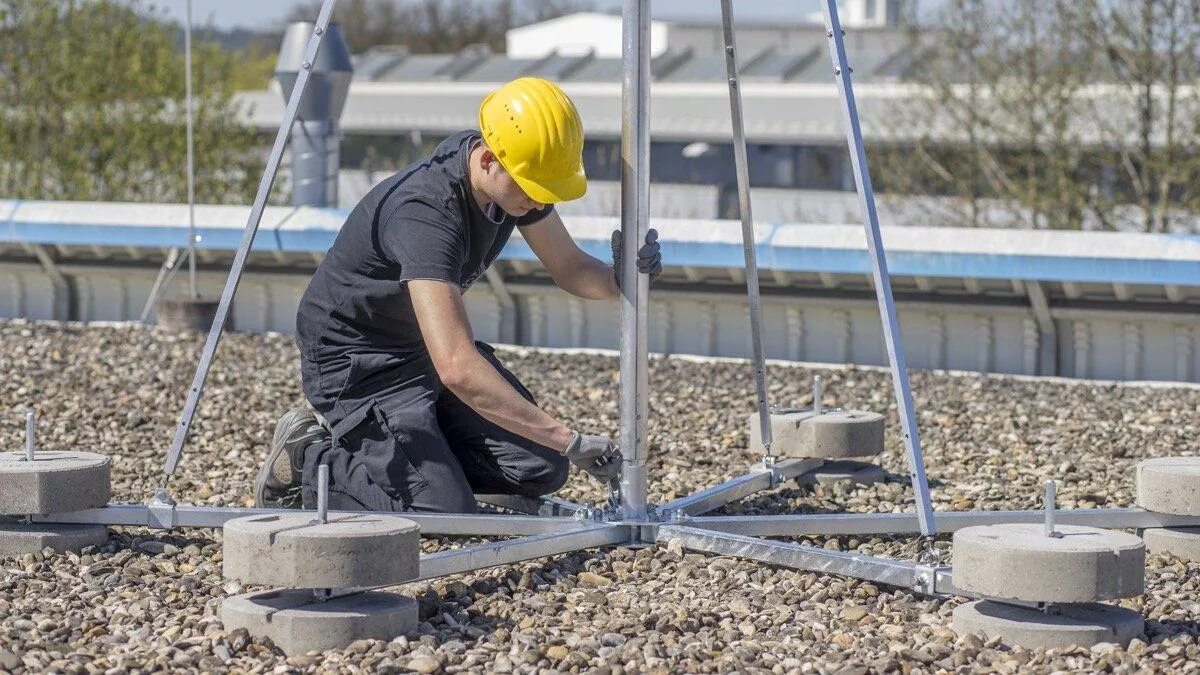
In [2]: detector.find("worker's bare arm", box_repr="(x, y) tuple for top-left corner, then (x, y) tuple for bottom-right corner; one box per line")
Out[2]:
(408, 279), (576, 452)
(520, 210), (619, 300)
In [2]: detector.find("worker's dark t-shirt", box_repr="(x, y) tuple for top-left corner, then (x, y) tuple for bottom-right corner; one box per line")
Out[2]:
(296, 130), (552, 355)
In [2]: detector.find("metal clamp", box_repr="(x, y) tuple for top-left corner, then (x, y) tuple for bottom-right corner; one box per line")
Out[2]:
(147, 488), (178, 529)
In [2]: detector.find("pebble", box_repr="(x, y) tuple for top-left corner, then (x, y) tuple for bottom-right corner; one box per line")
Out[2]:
(0, 322), (1197, 672)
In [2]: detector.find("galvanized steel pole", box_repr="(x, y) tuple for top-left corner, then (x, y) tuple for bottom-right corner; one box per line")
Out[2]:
(818, 0), (936, 536)
(619, 0), (651, 520)
(160, 0), (342, 483)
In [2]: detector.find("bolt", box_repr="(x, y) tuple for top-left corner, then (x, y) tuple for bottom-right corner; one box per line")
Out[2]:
(316, 464), (329, 524)
(23, 410), (34, 461)
(833, 66), (841, 76)
(813, 376), (824, 414)
(314, 26), (324, 35)
(1044, 480), (1063, 538)
(825, 29), (834, 37)
(302, 61), (312, 70)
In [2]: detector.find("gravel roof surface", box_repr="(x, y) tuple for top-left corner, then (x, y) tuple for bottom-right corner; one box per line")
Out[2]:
(1, 319), (1199, 673)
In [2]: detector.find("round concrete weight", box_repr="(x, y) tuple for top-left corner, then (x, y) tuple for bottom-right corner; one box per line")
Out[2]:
(1136, 457), (1200, 516)
(952, 524), (1145, 603)
(747, 410), (884, 459)
(0, 451), (111, 515)
(223, 512), (419, 588)
(156, 297), (222, 332)
(796, 460), (886, 487)
(1142, 527), (1200, 562)
(0, 522), (109, 557)
(221, 589), (417, 655)
(953, 600), (1143, 650)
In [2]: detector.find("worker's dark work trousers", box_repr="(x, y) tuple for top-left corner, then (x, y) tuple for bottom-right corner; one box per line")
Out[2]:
(298, 341), (569, 513)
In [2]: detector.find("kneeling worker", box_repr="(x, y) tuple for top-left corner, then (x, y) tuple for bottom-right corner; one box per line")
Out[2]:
(254, 77), (662, 513)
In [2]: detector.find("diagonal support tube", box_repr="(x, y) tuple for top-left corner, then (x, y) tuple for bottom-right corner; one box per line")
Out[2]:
(818, 0), (936, 536)
(719, 0), (774, 464)
(159, 0), (342, 484)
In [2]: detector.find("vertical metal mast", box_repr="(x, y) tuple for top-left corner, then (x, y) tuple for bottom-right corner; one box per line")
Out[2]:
(184, 0), (198, 298)
(619, 0), (651, 520)
(719, 0), (773, 466)
(818, 0), (936, 536)
(160, 0), (342, 483)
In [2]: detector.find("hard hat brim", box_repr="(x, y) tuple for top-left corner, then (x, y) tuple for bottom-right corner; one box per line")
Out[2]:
(510, 164), (588, 205)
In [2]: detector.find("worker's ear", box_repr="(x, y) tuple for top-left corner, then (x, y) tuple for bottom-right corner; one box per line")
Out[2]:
(479, 147), (500, 175)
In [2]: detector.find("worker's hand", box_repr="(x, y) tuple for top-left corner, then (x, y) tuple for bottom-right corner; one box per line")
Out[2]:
(564, 431), (623, 483)
(611, 228), (662, 290)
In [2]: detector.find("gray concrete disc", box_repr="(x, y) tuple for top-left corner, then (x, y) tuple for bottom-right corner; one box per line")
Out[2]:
(1136, 457), (1200, 516)
(223, 512), (420, 588)
(0, 522), (109, 557)
(952, 523), (1144, 603)
(953, 600), (1144, 650)
(796, 460), (886, 487)
(0, 451), (111, 515)
(747, 409), (884, 459)
(1142, 527), (1200, 562)
(220, 589), (417, 655)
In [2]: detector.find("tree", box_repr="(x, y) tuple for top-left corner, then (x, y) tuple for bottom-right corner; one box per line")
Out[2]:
(0, 0), (263, 204)
(880, 0), (1200, 232)
(286, 0), (593, 55)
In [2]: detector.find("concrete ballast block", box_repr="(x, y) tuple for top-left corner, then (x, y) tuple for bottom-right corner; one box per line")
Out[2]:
(953, 600), (1144, 650)
(0, 452), (111, 515)
(747, 410), (884, 459)
(1136, 457), (1200, 516)
(223, 512), (420, 588)
(952, 523), (1145, 603)
(1142, 527), (1200, 562)
(0, 522), (109, 557)
(220, 589), (417, 655)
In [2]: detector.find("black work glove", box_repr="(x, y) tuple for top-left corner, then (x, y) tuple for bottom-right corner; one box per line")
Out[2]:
(611, 228), (662, 290)
(564, 432), (623, 483)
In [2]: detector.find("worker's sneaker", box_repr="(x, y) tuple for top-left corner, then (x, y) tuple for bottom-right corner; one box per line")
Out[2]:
(253, 408), (329, 509)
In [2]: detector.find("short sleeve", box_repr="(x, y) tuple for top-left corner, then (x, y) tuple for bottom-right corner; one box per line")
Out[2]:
(377, 199), (466, 285)
(515, 204), (555, 226)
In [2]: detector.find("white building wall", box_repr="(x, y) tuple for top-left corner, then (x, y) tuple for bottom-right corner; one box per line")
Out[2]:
(2, 262), (1198, 384)
(505, 13), (669, 58)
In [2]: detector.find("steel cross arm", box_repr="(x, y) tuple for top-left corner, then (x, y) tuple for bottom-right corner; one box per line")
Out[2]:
(324, 523), (632, 601)
(474, 494), (594, 518)
(658, 459), (825, 517)
(682, 508), (1200, 537)
(32, 504), (590, 536)
(657, 525), (951, 597)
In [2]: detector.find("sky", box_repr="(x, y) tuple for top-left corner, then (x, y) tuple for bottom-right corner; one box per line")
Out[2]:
(145, 0), (840, 31)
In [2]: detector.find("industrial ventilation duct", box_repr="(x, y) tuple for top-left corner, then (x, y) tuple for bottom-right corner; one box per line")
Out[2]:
(275, 22), (353, 207)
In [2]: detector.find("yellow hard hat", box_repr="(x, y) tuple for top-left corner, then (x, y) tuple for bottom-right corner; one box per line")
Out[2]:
(478, 77), (587, 204)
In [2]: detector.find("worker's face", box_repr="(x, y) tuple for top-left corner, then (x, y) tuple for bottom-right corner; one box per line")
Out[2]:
(481, 150), (545, 216)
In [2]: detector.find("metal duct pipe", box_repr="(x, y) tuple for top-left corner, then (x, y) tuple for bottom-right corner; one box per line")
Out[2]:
(275, 22), (353, 207)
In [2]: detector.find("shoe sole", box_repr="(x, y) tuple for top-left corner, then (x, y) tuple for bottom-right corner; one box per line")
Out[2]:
(253, 410), (304, 508)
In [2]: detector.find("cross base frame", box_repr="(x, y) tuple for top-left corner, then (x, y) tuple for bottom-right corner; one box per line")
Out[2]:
(26, 459), (1200, 601)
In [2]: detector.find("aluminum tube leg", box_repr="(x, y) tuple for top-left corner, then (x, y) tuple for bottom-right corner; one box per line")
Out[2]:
(159, 0), (342, 484)
(618, 0), (651, 520)
(719, 0), (774, 466)
(819, 0), (936, 536)
(138, 247), (182, 323)
(184, 0), (198, 299)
